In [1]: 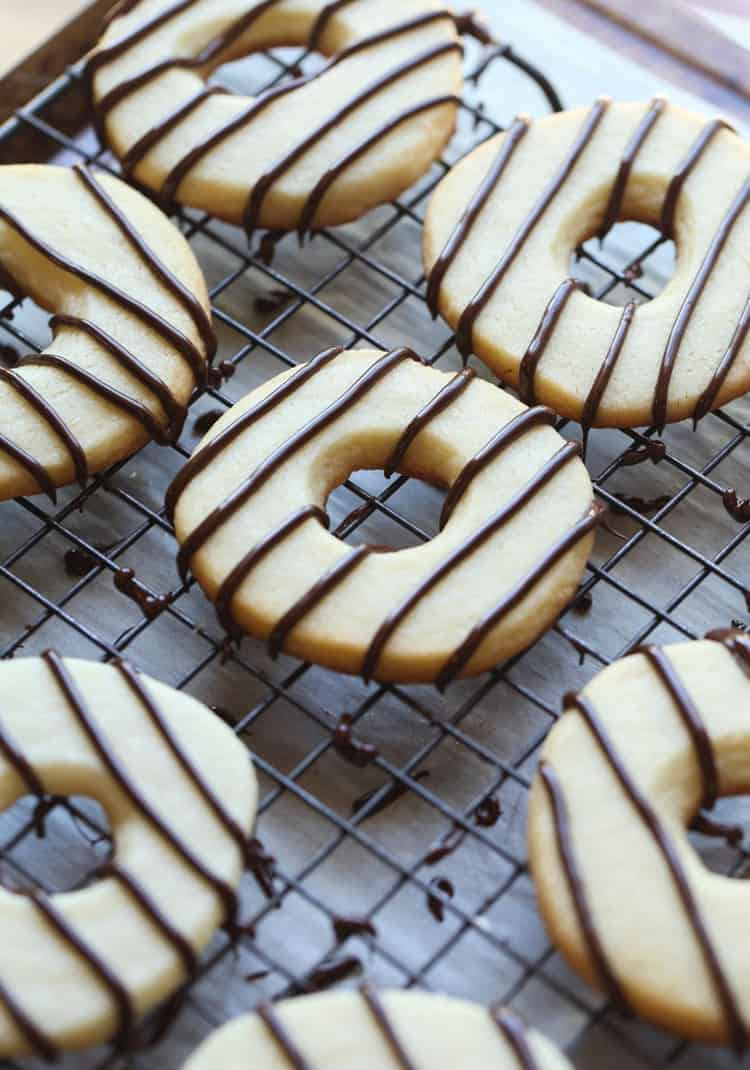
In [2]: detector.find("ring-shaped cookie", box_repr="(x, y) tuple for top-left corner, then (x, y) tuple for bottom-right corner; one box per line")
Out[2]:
(529, 632), (750, 1050)
(168, 348), (597, 686)
(88, 0), (463, 235)
(423, 99), (750, 430)
(0, 654), (256, 1058)
(0, 164), (213, 503)
(183, 987), (574, 1069)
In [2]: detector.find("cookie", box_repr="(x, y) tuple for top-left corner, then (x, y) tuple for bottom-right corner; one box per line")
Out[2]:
(87, 0), (463, 236)
(0, 163), (214, 503)
(423, 98), (750, 431)
(0, 653), (256, 1057)
(529, 632), (750, 1050)
(183, 987), (574, 1068)
(168, 347), (598, 686)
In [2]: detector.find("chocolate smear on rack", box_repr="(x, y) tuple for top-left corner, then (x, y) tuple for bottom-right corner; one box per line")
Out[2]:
(207, 361), (236, 389)
(621, 440), (666, 466)
(333, 914), (377, 944)
(333, 714), (379, 768)
(254, 288), (291, 316)
(474, 795), (502, 828)
(572, 590), (593, 616)
(303, 954), (363, 993)
(722, 488), (750, 523)
(611, 494), (671, 516)
(352, 770), (430, 819)
(245, 837), (277, 899)
(425, 824), (466, 866)
(114, 568), (174, 620)
(193, 409), (225, 435)
(426, 877), (454, 923)
(64, 544), (108, 578)
(245, 969), (270, 984)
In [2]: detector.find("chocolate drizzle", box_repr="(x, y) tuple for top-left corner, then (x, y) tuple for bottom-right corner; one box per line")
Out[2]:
(598, 98), (665, 241)
(492, 1006), (542, 1070)
(518, 279), (580, 404)
(257, 1002), (311, 1070)
(308, 0), (358, 51)
(580, 302), (636, 435)
(360, 983), (417, 1070)
(455, 99), (610, 358)
(661, 119), (734, 238)
(568, 691), (747, 1053)
(384, 367), (474, 477)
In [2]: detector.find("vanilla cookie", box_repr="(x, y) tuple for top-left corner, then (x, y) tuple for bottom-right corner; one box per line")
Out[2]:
(183, 987), (574, 1069)
(423, 99), (750, 430)
(0, 653), (256, 1057)
(529, 632), (750, 1050)
(0, 164), (214, 502)
(87, 0), (462, 235)
(168, 347), (597, 685)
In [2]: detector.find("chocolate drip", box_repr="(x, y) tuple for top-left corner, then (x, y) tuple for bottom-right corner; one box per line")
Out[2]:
(166, 347), (342, 523)
(0, 980), (57, 1061)
(639, 646), (718, 809)
(216, 506), (329, 636)
(436, 504), (601, 690)
(492, 1006), (542, 1070)
(298, 93), (460, 239)
(257, 1003), (311, 1070)
(621, 439), (665, 466)
(333, 713), (378, 767)
(426, 116), (529, 318)
(598, 98), (665, 241)
(694, 291), (750, 425)
(580, 302), (636, 433)
(456, 100), (610, 358)
(360, 983), (417, 1070)
(441, 405), (556, 527)
(0, 429), (57, 502)
(571, 691), (747, 1053)
(122, 86), (226, 178)
(518, 279), (580, 404)
(653, 172), (750, 431)
(661, 119), (735, 238)
(175, 348), (418, 581)
(42, 651), (239, 924)
(0, 722), (45, 798)
(361, 441), (579, 682)
(308, 0), (358, 51)
(426, 876), (454, 922)
(29, 891), (135, 1046)
(384, 368), (474, 477)
(0, 366), (87, 487)
(333, 914), (377, 943)
(538, 759), (629, 1009)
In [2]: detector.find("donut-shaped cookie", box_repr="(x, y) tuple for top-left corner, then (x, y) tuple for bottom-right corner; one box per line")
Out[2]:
(167, 347), (598, 686)
(423, 98), (750, 430)
(529, 632), (750, 1050)
(0, 164), (214, 503)
(0, 653), (256, 1057)
(88, 0), (463, 235)
(183, 988), (574, 1069)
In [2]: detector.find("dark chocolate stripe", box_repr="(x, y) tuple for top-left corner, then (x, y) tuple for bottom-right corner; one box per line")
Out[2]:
(492, 1007), (542, 1070)
(440, 405), (556, 528)
(42, 651), (239, 924)
(0, 367), (87, 487)
(455, 100), (610, 358)
(598, 97), (665, 241)
(29, 892), (135, 1046)
(122, 86), (227, 178)
(580, 301), (635, 432)
(243, 38), (462, 235)
(572, 692), (747, 1054)
(74, 165), (215, 367)
(518, 279), (580, 405)
(257, 1003), (311, 1070)
(0, 980), (57, 1061)
(384, 368), (474, 478)
(362, 442), (579, 683)
(661, 119), (735, 238)
(0, 430), (57, 503)
(268, 545), (370, 659)
(0, 722), (45, 797)
(436, 505), (601, 690)
(693, 291), (750, 424)
(51, 314), (185, 440)
(538, 759), (629, 1010)
(165, 346), (343, 522)
(101, 863), (198, 978)
(426, 116), (529, 318)
(298, 93), (461, 239)
(360, 983), (417, 1070)
(175, 349), (418, 581)
(216, 506), (329, 636)
(653, 172), (750, 431)
(308, 0), (359, 51)
(0, 206), (205, 384)
(87, 0), (197, 79)
(639, 646), (718, 810)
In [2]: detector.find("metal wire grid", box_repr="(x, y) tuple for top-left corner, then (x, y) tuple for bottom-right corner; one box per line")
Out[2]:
(0, 20), (748, 1070)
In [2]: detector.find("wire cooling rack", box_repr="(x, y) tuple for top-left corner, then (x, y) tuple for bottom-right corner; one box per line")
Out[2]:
(1, 12), (750, 1070)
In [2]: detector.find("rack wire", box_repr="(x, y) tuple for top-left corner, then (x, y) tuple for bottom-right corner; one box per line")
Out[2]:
(0, 14), (749, 1070)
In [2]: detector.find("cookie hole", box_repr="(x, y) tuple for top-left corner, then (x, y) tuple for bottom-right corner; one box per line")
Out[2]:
(0, 281), (54, 363)
(571, 221), (675, 305)
(0, 794), (112, 895)
(688, 797), (749, 879)
(326, 471), (447, 551)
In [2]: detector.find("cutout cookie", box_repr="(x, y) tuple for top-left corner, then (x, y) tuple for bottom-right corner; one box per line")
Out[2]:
(0, 654), (256, 1057)
(424, 99), (750, 430)
(530, 632), (750, 1050)
(183, 988), (574, 1068)
(168, 347), (598, 685)
(0, 164), (213, 502)
(88, 0), (463, 235)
